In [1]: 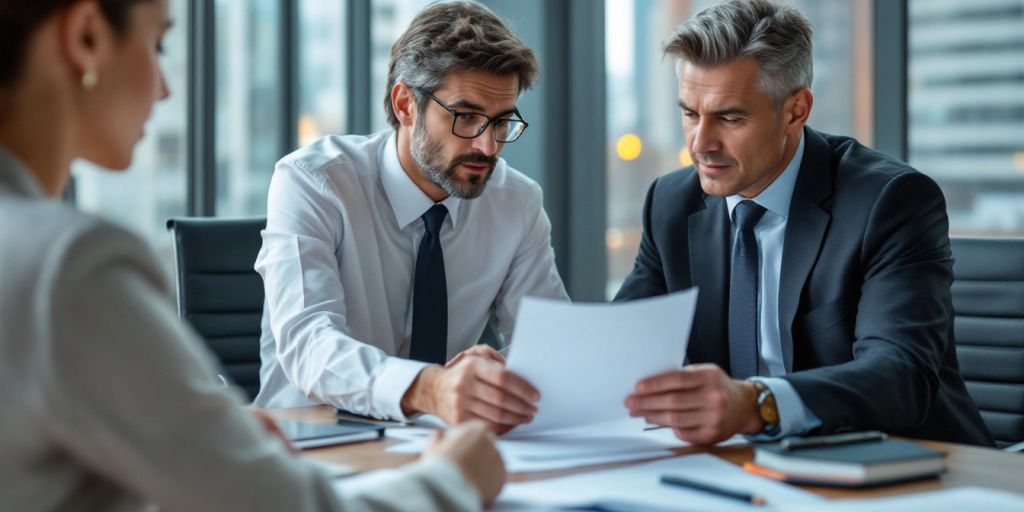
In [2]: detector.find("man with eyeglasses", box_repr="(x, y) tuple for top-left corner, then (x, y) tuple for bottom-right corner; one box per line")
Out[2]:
(253, 1), (568, 434)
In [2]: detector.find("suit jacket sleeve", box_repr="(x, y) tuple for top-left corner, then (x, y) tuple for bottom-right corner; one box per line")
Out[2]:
(615, 177), (668, 301)
(784, 171), (954, 435)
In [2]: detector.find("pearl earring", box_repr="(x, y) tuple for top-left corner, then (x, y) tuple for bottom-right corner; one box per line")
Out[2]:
(82, 70), (98, 89)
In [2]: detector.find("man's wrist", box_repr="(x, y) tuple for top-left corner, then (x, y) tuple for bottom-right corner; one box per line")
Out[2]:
(401, 365), (442, 415)
(739, 380), (765, 434)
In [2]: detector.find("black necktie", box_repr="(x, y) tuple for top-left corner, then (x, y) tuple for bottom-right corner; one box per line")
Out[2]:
(728, 200), (767, 379)
(410, 204), (449, 364)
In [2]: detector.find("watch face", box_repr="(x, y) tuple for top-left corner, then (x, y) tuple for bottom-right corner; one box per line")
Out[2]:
(759, 391), (780, 426)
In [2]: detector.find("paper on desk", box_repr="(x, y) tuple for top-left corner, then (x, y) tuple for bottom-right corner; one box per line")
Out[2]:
(505, 288), (698, 435)
(494, 453), (824, 512)
(774, 486), (1024, 512)
(387, 418), (748, 472)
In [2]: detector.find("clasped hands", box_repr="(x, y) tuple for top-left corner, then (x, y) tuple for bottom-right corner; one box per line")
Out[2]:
(405, 345), (762, 443)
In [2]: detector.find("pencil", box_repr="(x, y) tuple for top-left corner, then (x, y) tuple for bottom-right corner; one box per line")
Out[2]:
(659, 474), (767, 506)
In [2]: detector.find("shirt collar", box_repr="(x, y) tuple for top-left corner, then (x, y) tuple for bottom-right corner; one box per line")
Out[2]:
(379, 132), (462, 230)
(726, 132), (805, 221)
(0, 145), (46, 199)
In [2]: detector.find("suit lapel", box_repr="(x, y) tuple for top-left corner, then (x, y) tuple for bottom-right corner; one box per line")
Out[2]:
(779, 128), (834, 371)
(688, 195), (731, 368)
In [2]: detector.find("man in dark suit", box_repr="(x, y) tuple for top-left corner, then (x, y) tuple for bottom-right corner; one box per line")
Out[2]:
(619, 0), (992, 447)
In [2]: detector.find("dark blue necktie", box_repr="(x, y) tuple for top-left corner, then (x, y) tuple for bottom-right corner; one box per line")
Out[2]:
(410, 204), (449, 364)
(728, 200), (767, 379)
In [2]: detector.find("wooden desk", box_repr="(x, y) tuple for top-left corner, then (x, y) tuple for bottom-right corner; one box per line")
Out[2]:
(271, 406), (1024, 500)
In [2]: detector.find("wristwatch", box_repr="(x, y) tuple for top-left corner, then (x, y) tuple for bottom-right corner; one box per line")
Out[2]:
(752, 381), (781, 436)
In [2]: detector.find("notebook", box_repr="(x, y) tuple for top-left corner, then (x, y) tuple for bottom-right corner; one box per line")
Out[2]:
(278, 420), (385, 449)
(749, 439), (946, 487)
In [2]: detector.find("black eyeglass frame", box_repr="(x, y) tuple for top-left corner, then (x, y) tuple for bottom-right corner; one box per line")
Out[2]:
(414, 87), (529, 143)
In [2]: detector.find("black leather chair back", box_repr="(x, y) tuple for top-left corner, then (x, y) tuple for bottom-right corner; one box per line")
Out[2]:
(167, 217), (266, 401)
(951, 237), (1024, 447)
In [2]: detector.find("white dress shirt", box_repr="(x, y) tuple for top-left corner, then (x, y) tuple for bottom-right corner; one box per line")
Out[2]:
(254, 131), (568, 420)
(724, 134), (823, 437)
(0, 146), (479, 511)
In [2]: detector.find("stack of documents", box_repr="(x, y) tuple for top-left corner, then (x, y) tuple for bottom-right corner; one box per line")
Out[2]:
(493, 453), (825, 511)
(387, 414), (747, 472)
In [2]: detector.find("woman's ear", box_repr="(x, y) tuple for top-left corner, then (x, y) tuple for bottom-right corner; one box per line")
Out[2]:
(59, 1), (116, 87)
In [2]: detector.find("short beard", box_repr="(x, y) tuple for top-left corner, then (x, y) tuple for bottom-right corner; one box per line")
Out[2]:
(410, 118), (496, 199)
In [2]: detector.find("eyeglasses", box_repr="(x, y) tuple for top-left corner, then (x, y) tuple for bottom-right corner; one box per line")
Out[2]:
(415, 88), (529, 143)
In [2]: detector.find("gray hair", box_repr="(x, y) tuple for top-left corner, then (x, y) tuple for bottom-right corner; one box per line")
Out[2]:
(384, 1), (539, 129)
(664, 0), (813, 107)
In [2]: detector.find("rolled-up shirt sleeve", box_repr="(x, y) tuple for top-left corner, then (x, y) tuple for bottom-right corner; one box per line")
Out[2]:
(257, 159), (427, 420)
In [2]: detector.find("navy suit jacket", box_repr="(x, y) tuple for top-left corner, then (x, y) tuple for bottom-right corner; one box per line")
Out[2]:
(615, 127), (993, 446)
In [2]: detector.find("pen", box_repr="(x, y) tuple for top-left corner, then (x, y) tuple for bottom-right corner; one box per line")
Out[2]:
(659, 474), (767, 506)
(780, 430), (887, 451)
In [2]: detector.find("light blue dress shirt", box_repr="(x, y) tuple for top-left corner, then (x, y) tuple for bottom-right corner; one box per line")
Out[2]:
(724, 134), (823, 438)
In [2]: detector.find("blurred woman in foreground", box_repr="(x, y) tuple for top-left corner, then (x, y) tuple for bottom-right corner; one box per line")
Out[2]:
(0, 1), (505, 510)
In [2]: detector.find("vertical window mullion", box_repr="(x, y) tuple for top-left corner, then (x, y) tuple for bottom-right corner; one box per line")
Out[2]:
(188, 0), (217, 216)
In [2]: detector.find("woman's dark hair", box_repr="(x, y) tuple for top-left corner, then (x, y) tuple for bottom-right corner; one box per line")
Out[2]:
(0, 1), (150, 86)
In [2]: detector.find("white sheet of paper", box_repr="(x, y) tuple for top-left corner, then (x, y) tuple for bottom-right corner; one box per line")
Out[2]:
(386, 418), (748, 472)
(505, 288), (698, 435)
(382, 425), (436, 443)
(774, 486), (1024, 512)
(493, 453), (824, 512)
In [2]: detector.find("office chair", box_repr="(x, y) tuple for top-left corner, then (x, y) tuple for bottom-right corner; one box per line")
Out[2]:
(950, 237), (1024, 452)
(167, 217), (266, 401)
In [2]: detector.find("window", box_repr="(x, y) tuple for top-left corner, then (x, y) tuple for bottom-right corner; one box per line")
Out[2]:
(370, 0), (439, 132)
(214, 0), (283, 216)
(71, 0), (355, 272)
(604, 0), (873, 298)
(72, 0), (189, 274)
(909, 0), (1024, 235)
(298, 0), (347, 146)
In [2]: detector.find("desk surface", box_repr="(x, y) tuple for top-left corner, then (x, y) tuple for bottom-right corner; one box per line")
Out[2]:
(270, 406), (1024, 500)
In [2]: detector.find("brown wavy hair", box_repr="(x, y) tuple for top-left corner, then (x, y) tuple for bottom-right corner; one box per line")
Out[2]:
(383, 1), (539, 130)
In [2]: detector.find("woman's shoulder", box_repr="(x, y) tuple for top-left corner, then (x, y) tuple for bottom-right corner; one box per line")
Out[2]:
(4, 198), (161, 286)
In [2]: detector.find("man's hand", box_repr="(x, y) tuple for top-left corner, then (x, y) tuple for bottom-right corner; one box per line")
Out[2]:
(624, 363), (762, 445)
(445, 344), (505, 368)
(423, 421), (506, 506)
(402, 351), (539, 435)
